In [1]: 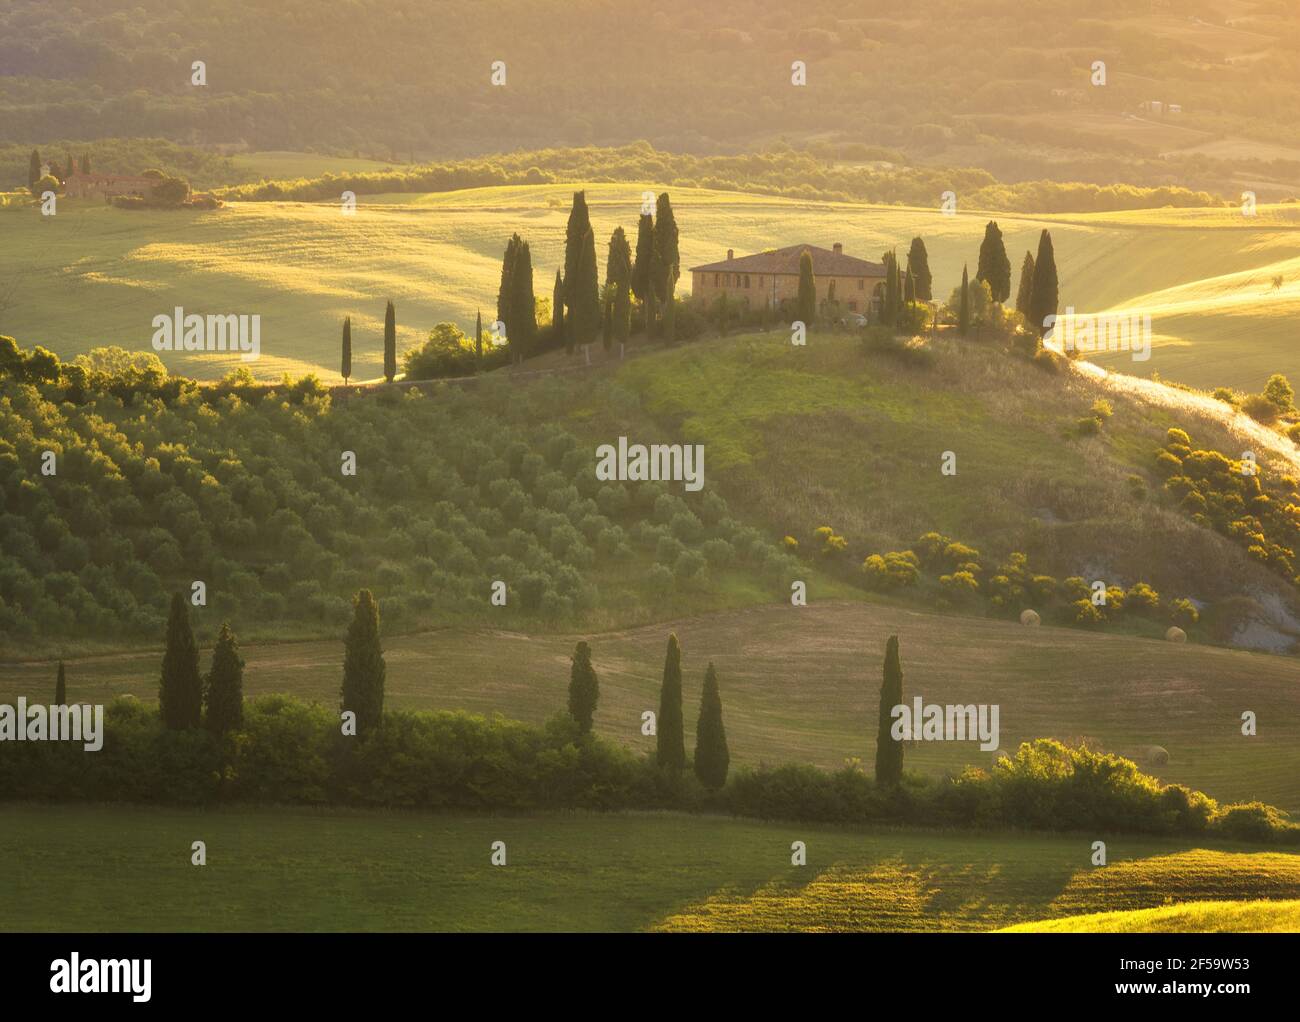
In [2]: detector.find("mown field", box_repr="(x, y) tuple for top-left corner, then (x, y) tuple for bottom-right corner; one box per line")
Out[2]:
(3, 183), (1299, 390)
(1, 805), (1295, 932)
(6, 601), (1298, 813)
(999, 898), (1300, 933)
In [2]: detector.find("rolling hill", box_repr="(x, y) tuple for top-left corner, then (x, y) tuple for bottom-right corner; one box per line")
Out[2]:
(3, 183), (1298, 390)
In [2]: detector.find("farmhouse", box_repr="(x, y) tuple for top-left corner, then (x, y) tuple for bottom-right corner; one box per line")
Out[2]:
(690, 243), (888, 313)
(63, 172), (156, 201)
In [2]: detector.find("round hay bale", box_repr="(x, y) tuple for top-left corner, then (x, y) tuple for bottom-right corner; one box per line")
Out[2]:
(1020, 609), (1041, 626)
(1165, 626), (1187, 643)
(1147, 745), (1170, 766)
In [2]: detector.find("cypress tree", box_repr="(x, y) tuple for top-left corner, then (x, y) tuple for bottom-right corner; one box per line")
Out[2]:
(27, 149), (41, 191)
(159, 592), (202, 730)
(567, 226), (600, 351)
(552, 270), (566, 354)
(341, 589), (385, 734)
(656, 633), (685, 772)
(1015, 251), (1036, 318)
(881, 250), (899, 327)
(976, 220), (1012, 303)
(796, 249), (816, 325)
(205, 622), (244, 736)
(607, 226), (632, 351)
(383, 301), (396, 382)
(959, 264), (971, 337)
(693, 661), (730, 789)
(1029, 229), (1059, 337)
(563, 191), (592, 317)
(497, 234), (519, 344)
(875, 635), (904, 786)
(81, 152), (91, 175)
(631, 212), (657, 334)
(653, 193), (680, 340)
(475, 309), (483, 361)
(904, 267), (916, 305)
(906, 237), (933, 301)
(567, 640), (599, 735)
(55, 661), (66, 705)
(341, 316), (352, 384)
(510, 239), (538, 363)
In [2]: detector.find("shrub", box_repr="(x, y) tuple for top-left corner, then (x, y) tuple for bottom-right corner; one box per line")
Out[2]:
(861, 550), (920, 590)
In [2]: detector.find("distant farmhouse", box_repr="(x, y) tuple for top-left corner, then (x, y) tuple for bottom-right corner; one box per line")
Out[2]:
(63, 172), (157, 201)
(690, 243), (888, 313)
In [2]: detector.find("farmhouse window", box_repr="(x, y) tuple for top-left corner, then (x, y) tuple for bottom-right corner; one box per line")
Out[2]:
(744, 275), (750, 288)
(714, 273), (720, 285)
(858, 279), (865, 290)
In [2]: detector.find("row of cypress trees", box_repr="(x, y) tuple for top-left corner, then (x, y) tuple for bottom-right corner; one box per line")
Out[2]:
(337, 303), (396, 385)
(566, 631), (730, 789)
(155, 589), (386, 737)
(158, 593), (245, 735)
(27, 148), (89, 189)
(959, 222), (1058, 337)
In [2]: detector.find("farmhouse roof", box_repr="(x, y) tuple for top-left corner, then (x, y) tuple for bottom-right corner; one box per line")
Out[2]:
(690, 244), (887, 277)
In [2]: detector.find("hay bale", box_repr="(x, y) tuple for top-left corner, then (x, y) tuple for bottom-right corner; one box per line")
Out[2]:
(1165, 626), (1187, 643)
(1019, 609), (1041, 626)
(1147, 746), (1170, 766)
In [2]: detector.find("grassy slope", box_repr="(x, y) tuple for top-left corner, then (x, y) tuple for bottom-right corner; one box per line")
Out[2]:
(1, 804), (1293, 932)
(3, 183), (1300, 389)
(6, 602), (1298, 812)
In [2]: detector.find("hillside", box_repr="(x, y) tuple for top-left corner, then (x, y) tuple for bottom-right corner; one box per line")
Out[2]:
(3, 182), (1300, 390)
(7, 601), (1298, 811)
(5, 0), (1300, 198)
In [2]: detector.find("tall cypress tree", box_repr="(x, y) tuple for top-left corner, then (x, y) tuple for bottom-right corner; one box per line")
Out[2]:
(881, 250), (899, 327)
(796, 249), (816, 325)
(382, 301), (396, 382)
(875, 635), (904, 786)
(552, 270), (566, 354)
(81, 152), (91, 175)
(906, 237), (933, 301)
(55, 660), (66, 705)
(563, 191), (592, 318)
(976, 220), (1012, 303)
(904, 267), (916, 305)
(159, 592), (202, 730)
(27, 149), (41, 190)
(568, 226), (600, 351)
(959, 264), (971, 337)
(205, 622), (244, 736)
(631, 212), (657, 334)
(341, 317), (352, 384)
(341, 589), (385, 734)
(656, 633), (685, 772)
(606, 226), (632, 352)
(693, 661), (730, 789)
(510, 240), (538, 364)
(497, 234), (519, 345)
(653, 193), (680, 340)
(1015, 251), (1036, 318)
(1029, 229), (1059, 337)
(475, 309), (483, 361)
(567, 640), (599, 735)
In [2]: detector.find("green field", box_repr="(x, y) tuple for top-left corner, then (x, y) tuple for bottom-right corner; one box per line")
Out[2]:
(1, 804), (1294, 932)
(3, 183), (1300, 390)
(7, 601), (1298, 813)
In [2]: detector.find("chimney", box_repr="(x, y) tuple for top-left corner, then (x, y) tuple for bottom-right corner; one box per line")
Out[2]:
(833, 242), (843, 255)
(727, 248), (734, 261)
